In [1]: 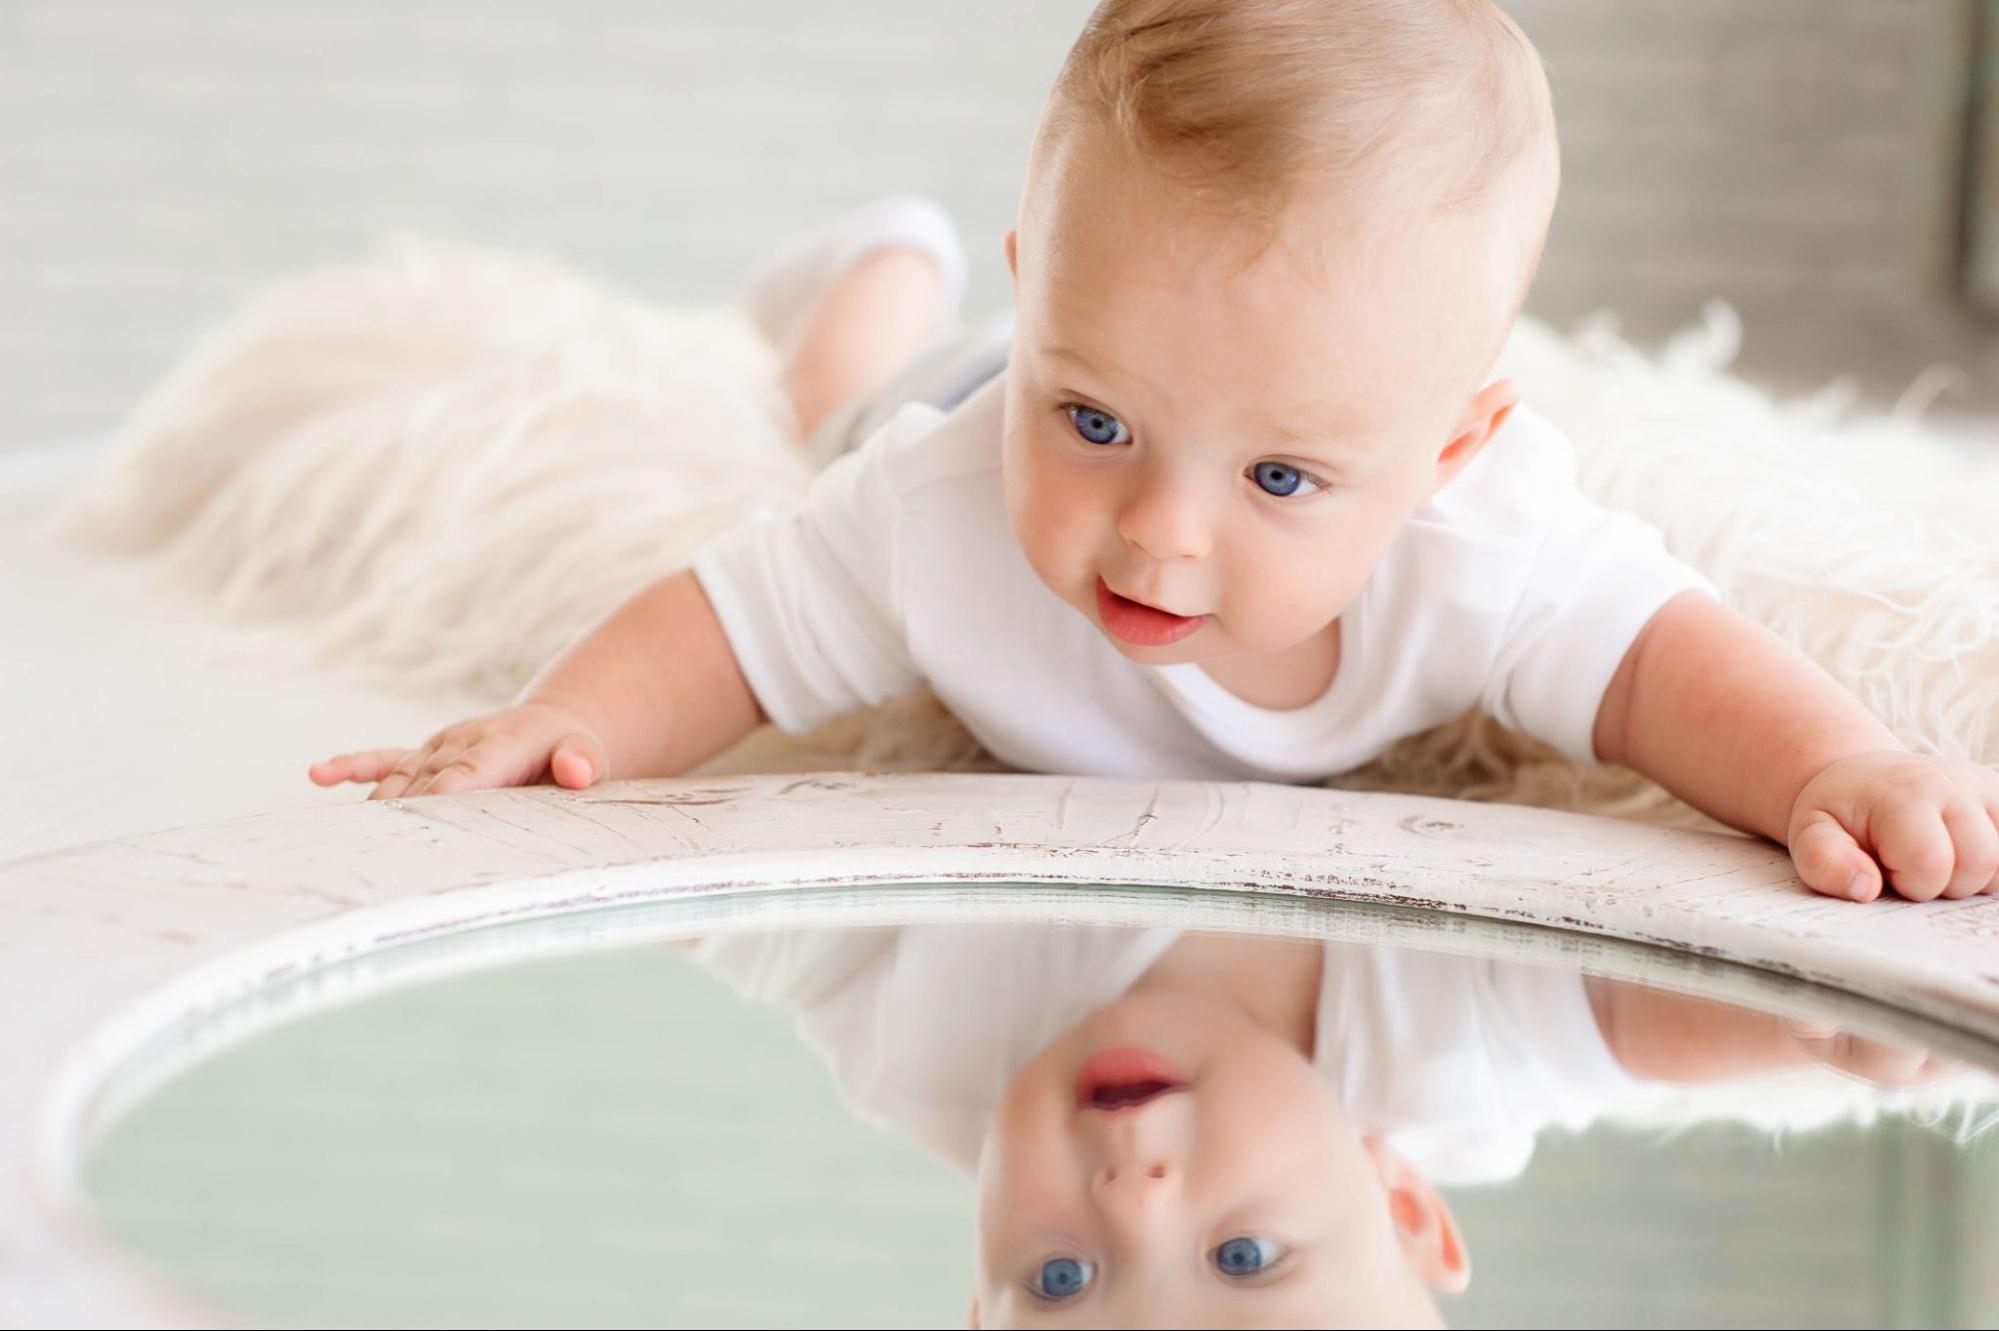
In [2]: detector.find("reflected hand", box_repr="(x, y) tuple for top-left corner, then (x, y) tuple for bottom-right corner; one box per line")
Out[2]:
(1783, 1017), (1961, 1090)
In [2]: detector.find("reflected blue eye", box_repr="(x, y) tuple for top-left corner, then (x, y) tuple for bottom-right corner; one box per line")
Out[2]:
(1065, 404), (1130, 446)
(1035, 1256), (1096, 1300)
(1251, 460), (1321, 498)
(1214, 1236), (1286, 1276)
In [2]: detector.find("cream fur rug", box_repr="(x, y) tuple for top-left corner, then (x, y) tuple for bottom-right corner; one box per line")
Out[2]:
(47, 237), (1999, 1132)
(51, 239), (1999, 824)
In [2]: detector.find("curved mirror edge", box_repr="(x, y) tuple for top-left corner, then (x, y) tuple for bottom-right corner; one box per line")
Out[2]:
(70, 879), (1999, 1173)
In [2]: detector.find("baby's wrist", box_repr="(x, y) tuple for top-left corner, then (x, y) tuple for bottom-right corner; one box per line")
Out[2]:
(1782, 742), (1908, 818)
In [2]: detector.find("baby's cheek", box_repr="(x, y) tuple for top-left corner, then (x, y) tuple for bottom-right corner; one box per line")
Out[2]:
(1011, 462), (1099, 579)
(1222, 546), (1341, 644)
(978, 1066), (1082, 1249)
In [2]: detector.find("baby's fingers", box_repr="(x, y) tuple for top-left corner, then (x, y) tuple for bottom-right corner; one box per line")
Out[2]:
(1873, 799), (1955, 902)
(1789, 812), (1879, 902)
(369, 745), (446, 801)
(1938, 798), (1999, 898)
(414, 731), (579, 797)
(399, 742), (470, 799)
(549, 732), (608, 790)
(420, 733), (606, 797)
(308, 749), (412, 787)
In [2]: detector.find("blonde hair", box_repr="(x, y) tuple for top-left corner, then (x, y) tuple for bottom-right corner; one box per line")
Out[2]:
(1047, 0), (1556, 222)
(1036, 0), (1559, 382)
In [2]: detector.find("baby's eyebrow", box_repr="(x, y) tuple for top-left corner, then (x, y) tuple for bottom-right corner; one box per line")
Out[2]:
(1264, 419), (1359, 453)
(1253, 421), (1372, 476)
(1043, 341), (1155, 398)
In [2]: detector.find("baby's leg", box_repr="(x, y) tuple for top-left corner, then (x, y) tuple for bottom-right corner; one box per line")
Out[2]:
(777, 248), (947, 446)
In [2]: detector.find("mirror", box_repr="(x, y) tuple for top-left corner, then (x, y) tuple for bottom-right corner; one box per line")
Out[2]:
(84, 884), (1999, 1329)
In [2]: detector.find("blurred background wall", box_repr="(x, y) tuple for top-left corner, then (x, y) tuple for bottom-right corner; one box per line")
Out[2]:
(5, 0), (1997, 460)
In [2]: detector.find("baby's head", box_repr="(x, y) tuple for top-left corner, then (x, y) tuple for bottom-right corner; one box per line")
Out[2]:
(1002, 0), (1559, 671)
(971, 986), (1469, 1327)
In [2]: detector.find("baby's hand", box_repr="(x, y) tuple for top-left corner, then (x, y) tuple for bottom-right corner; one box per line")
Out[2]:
(1787, 752), (1999, 902)
(308, 701), (610, 801)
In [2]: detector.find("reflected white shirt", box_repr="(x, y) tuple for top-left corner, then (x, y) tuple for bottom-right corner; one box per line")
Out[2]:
(688, 925), (1637, 1185)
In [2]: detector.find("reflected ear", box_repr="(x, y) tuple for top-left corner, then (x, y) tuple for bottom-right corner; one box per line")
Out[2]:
(1364, 1136), (1471, 1294)
(1429, 377), (1520, 497)
(1004, 229), (1019, 285)
(968, 1294), (982, 1329)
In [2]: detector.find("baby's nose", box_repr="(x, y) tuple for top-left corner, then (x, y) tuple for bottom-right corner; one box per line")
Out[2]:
(1115, 476), (1212, 562)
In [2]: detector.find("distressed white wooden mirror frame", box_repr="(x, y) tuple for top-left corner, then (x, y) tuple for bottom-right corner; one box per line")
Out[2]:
(6, 770), (1999, 1328)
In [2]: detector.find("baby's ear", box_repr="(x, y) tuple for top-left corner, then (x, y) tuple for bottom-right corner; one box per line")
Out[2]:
(1429, 377), (1520, 497)
(1363, 1136), (1472, 1294)
(1004, 229), (1019, 284)
(968, 1294), (982, 1328)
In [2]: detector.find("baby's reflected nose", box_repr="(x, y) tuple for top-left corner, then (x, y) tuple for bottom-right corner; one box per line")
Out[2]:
(1091, 1159), (1179, 1217)
(1083, 1102), (1189, 1221)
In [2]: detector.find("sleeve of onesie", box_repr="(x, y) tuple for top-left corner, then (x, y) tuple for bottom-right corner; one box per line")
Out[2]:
(688, 404), (939, 734)
(1478, 433), (1719, 768)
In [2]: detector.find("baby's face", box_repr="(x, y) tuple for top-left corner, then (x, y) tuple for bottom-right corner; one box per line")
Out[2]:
(1001, 136), (1523, 679)
(972, 989), (1456, 1328)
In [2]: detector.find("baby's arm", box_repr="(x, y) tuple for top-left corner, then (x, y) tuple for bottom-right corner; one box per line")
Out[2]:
(1591, 590), (1999, 902)
(1583, 975), (1951, 1088)
(517, 568), (767, 780)
(310, 568), (766, 799)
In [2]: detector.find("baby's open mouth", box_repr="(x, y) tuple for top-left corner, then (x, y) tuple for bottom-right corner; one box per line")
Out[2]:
(1085, 1079), (1181, 1111)
(1075, 1046), (1188, 1111)
(1095, 577), (1207, 648)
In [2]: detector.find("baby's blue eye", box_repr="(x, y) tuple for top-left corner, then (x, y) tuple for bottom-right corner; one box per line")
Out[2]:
(1214, 1236), (1286, 1276)
(1065, 404), (1130, 446)
(1251, 460), (1320, 499)
(1035, 1256), (1096, 1300)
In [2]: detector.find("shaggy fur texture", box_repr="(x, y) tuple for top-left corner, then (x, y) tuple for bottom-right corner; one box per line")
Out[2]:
(48, 238), (1999, 1130)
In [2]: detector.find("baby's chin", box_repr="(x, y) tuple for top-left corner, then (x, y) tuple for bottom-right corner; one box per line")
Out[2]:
(1099, 628), (1217, 662)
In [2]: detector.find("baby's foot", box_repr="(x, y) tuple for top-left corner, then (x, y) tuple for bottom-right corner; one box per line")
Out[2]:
(741, 194), (967, 354)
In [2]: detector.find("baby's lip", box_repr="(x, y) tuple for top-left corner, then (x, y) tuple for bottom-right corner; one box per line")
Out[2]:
(1076, 1046), (1188, 1112)
(1103, 580), (1196, 619)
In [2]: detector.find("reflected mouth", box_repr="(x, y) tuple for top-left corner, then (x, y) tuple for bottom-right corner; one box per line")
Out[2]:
(1085, 1079), (1180, 1111)
(1076, 1046), (1188, 1112)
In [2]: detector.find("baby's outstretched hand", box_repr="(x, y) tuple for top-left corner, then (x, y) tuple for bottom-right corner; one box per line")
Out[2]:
(1787, 752), (1999, 902)
(307, 701), (610, 801)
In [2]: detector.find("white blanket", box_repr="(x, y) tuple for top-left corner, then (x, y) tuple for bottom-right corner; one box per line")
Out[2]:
(31, 238), (1997, 852)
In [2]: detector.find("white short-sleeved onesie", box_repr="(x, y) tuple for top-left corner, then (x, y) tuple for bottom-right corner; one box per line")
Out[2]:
(690, 361), (1714, 780)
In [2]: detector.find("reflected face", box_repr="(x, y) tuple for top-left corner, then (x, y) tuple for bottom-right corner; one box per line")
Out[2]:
(1001, 134), (1522, 682)
(973, 989), (1443, 1328)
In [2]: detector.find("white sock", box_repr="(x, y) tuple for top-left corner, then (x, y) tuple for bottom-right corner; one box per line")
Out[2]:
(740, 194), (968, 354)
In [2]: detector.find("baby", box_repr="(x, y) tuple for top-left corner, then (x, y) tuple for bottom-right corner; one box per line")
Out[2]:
(310, 0), (1999, 905)
(684, 920), (1952, 1327)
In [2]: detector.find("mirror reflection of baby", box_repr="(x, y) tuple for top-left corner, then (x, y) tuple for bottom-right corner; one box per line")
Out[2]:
(686, 924), (1948, 1328)
(313, 0), (1999, 908)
